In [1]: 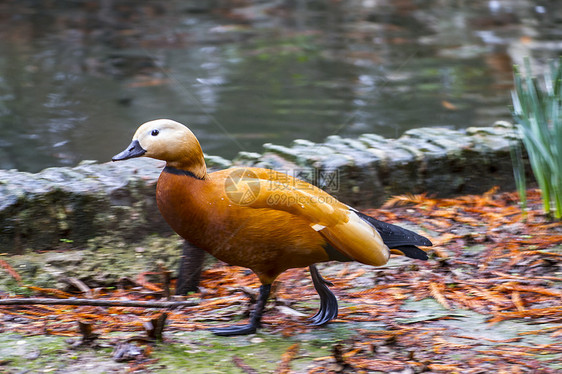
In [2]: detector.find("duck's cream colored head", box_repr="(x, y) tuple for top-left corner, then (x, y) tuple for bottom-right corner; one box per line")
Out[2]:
(112, 119), (207, 178)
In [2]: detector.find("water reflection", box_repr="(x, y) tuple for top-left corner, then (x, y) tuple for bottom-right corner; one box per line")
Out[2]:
(0, 0), (560, 172)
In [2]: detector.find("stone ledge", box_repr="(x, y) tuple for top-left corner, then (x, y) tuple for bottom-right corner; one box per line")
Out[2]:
(0, 122), (526, 256)
(234, 121), (525, 206)
(0, 158), (170, 255)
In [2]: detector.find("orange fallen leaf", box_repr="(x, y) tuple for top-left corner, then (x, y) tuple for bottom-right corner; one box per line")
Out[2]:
(136, 273), (163, 292)
(511, 291), (525, 312)
(0, 259), (21, 282)
(275, 343), (299, 374)
(26, 286), (73, 299)
(429, 282), (451, 309)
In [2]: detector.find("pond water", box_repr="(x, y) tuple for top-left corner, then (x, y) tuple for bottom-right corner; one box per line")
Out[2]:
(0, 0), (561, 172)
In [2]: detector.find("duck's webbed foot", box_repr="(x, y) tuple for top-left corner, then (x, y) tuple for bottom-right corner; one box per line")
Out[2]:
(209, 284), (271, 336)
(209, 323), (258, 336)
(308, 264), (338, 326)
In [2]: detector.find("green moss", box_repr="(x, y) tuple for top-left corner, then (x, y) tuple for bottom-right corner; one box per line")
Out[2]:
(0, 235), (185, 290)
(0, 334), (122, 373)
(153, 330), (341, 373)
(0, 330), (340, 374)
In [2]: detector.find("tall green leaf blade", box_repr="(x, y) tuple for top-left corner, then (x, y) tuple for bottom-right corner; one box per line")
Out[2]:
(511, 58), (562, 219)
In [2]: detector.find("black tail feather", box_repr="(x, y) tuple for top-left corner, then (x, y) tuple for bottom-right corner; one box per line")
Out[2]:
(392, 245), (429, 260)
(355, 211), (432, 260)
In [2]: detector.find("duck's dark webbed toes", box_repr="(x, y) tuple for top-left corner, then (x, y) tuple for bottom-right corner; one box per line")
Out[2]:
(308, 265), (338, 326)
(209, 284), (271, 336)
(209, 323), (257, 336)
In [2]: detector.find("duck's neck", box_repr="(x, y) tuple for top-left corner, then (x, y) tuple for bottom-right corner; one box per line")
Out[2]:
(165, 146), (208, 180)
(163, 165), (206, 180)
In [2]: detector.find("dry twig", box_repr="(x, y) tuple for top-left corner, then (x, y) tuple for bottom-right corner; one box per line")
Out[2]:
(0, 298), (198, 308)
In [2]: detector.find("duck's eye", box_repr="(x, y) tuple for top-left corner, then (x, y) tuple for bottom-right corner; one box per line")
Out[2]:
(151, 129), (159, 136)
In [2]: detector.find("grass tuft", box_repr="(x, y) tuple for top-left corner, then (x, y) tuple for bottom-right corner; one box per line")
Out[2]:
(511, 58), (562, 220)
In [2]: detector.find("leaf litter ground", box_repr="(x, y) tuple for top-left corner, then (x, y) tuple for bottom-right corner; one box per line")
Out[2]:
(0, 188), (561, 373)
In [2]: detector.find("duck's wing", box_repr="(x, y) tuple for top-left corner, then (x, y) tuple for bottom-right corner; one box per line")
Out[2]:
(223, 169), (390, 266)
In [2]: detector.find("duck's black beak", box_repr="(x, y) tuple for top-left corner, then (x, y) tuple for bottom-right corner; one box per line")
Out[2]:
(112, 140), (146, 161)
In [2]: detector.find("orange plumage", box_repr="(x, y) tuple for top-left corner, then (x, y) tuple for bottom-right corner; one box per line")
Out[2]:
(156, 169), (331, 284)
(113, 119), (432, 335)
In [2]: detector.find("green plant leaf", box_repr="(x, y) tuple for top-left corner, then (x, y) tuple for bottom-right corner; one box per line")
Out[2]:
(511, 57), (562, 219)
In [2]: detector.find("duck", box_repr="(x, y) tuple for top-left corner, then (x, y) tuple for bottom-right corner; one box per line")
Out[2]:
(112, 119), (432, 336)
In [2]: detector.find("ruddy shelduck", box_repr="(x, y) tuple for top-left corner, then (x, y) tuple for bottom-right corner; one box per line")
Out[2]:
(113, 119), (432, 336)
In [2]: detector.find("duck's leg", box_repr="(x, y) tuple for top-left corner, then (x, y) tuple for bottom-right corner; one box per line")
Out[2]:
(210, 284), (271, 336)
(308, 264), (338, 326)
(175, 241), (206, 295)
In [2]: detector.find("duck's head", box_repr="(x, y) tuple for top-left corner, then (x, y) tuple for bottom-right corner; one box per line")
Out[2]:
(112, 119), (206, 178)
